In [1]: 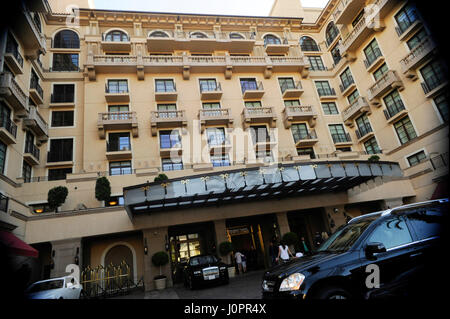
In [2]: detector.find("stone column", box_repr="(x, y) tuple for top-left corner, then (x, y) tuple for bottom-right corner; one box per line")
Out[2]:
(50, 238), (82, 278)
(142, 227), (171, 291)
(214, 219), (229, 262)
(276, 212), (290, 237)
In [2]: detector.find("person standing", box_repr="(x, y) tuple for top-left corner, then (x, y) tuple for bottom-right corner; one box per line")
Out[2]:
(276, 241), (293, 264)
(268, 241), (277, 267)
(300, 236), (310, 255)
(314, 232), (323, 248)
(241, 254), (247, 273)
(234, 251), (244, 274)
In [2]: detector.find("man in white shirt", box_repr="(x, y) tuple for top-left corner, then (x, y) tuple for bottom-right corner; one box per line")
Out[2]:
(234, 251), (244, 275)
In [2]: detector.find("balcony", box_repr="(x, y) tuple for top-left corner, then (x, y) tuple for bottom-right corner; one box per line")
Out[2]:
(355, 123), (374, 142)
(13, 8), (46, 57)
(101, 33), (131, 52)
(367, 70), (404, 106)
(0, 116), (17, 145)
(333, 0), (365, 25)
(339, 76), (356, 96)
(293, 129), (318, 147)
(241, 81), (265, 99)
(155, 86), (178, 102)
(105, 85), (130, 103)
(97, 112), (138, 139)
(281, 81), (304, 98)
(200, 83), (223, 101)
(29, 78), (44, 105)
(421, 75), (448, 99)
(342, 96), (371, 126)
(151, 110), (187, 136)
(317, 87), (337, 100)
(400, 38), (436, 79)
(49, 92), (75, 108)
(0, 73), (28, 116)
(23, 107), (48, 144)
(23, 143), (40, 165)
(106, 141), (132, 160)
(383, 101), (408, 124)
(264, 38), (290, 54)
(364, 48), (385, 73)
(47, 151), (73, 166)
(4, 43), (24, 75)
(199, 109), (233, 133)
(282, 105), (317, 129)
(331, 132), (352, 146)
(242, 107), (277, 130)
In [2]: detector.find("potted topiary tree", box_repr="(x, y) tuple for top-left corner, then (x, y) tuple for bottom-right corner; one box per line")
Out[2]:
(47, 186), (69, 212)
(154, 173), (169, 182)
(219, 241), (235, 278)
(282, 232), (299, 255)
(95, 177), (111, 206)
(151, 251), (169, 290)
(368, 155), (380, 162)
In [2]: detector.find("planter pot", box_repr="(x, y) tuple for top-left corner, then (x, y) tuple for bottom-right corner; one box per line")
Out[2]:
(227, 267), (236, 278)
(154, 277), (167, 290)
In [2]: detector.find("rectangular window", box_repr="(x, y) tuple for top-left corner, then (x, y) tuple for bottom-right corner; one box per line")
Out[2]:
(52, 84), (74, 103)
(355, 114), (371, 134)
(315, 81), (334, 96)
(394, 116), (417, 145)
(0, 141), (6, 174)
(322, 102), (339, 115)
(106, 196), (125, 207)
(107, 133), (130, 152)
(107, 80), (128, 93)
(206, 127), (226, 146)
(347, 89), (360, 105)
(48, 138), (73, 162)
(407, 28), (427, 50)
(250, 125), (270, 144)
(255, 150), (273, 163)
(48, 167), (72, 181)
(22, 160), (32, 183)
(155, 79), (176, 92)
(52, 53), (79, 71)
(297, 147), (315, 159)
(284, 100), (301, 107)
(331, 44), (341, 65)
(159, 130), (181, 149)
(340, 67), (354, 90)
(211, 154), (231, 167)
(278, 77), (296, 92)
(202, 102), (221, 109)
(109, 161), (132, 175)
(240, 78), (259, 93)
(434, 94), (449, 122)
(162, 158), (183, 171)
(395, 4), (419, 34)
(407, 151), (427, 167)
(373, 63), (389, 81)
(307, 56), (325, 71)
(363, 39), (382, 67)
(420, 60), (446, 93)
(364, 137), (381, 154)
(384, 90), (405, 118)
(352, 10), (364, 27)
(108, 105), (129, 112)
(329, 124), (350, 143)
(199, 79), (218, 92)
(291, 123), (309, 143)
(51, 111), (74, 127)
(244, 101), (262, 108)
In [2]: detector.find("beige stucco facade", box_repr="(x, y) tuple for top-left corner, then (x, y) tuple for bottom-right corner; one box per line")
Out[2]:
(0, 0), (448, 290)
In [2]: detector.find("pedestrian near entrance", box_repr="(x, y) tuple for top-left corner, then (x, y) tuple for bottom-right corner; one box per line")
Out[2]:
(276, 241), (294, 264)
(234, 251), (245, 274)
(300, 236), (310, 255)
(241, 254), (247, 273)
(268, 241), (277, 267)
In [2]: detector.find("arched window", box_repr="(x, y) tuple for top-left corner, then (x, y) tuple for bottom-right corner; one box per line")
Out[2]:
(190, 32), (208, 39)
(149, 31), (169, 38)
(326, 22), (340, 46)
(263, 34), (281, 45)
(53, 30), (79, 49)
(104, 30), (129, 42)
(229, 32), (245, 39)
(300, 36), (319, 51)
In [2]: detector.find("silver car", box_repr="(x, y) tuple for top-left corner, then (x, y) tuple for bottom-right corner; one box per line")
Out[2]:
(25, 276), (83, 299)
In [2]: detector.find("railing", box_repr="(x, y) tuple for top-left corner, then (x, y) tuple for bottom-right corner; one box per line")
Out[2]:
(151, 110), (185, 120)
(421, 73), (446, 94)
(243, 106), (274, 116)
(188, 56), (226, 64)
(142, 56), (183, 64)
(5, 42), (24, 68)
(99, 112), (136, 122)
(270, 56), (306, 65)
(317, 87), (336, 97)
(28, 107), (48, 134)
(25, 143), (40, 160)
(94, 55), (137, 64)
(368, 70), (401, 100)
(341, 15), (367, 50)
(0, 73), (28, 108)
(331, 132), (352, 143)
(355, 123), (373, 139)
(364, 48), (383, 69)
(0, 116), (17, 138)
(293, 129), (317, 143)
(339, 75), (355, 93)
(0, 193), (8, 212)
(51, 92), (74, 103)
(106, 141), (131, 152)
(200, 82), (222, 93)
(285, 105), (314, 115)
(281, 81), (302, 93)
(384, 101), (406, 120)
(241, 81), (264, 94)
(30, 77), (43, 99)
(200, 108), (231, 118)
(105, 84), (129, 94)
(47, 151), (72, 163)
(400, 37), (434, 71)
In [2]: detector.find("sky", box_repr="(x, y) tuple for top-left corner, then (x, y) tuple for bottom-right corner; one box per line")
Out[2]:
(93, 0), (330, 16)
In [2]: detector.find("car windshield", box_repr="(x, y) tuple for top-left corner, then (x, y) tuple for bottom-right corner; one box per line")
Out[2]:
(317, 216), (379, 252)
(27, 279), (64, 293)
(190, 255), (218, 266)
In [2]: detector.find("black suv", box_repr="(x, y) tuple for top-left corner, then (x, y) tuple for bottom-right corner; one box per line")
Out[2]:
(183, 255), (229, 289)
(262, 198), (448, 299)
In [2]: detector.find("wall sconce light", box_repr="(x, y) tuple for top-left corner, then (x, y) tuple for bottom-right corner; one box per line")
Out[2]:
(165, 235), (169, 251)
(144, 238), (148, 255)
(333, 208), (339, 214)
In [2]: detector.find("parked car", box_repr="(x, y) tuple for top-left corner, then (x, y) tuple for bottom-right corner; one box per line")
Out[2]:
(183, 255), (229, 289)
(262, 198), (448, 299)
(25, 275), (83, 299)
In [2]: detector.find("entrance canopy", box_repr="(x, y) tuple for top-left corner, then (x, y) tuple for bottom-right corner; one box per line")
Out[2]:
(0, 231), (39, 258)
(123, 161), (403, 219)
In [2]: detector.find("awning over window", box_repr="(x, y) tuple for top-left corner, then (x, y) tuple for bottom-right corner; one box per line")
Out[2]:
(0, 231), (39, 258)
(123, 160), (403, 218)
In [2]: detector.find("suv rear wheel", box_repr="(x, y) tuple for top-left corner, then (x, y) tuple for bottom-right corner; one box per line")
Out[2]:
(315, 286), (351, 300)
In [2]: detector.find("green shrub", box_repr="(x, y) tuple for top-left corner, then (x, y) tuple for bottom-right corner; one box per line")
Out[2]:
(152, 251), (169, 279)
(154, 174), (169, 182)
(368, 155), (380, 162)
(47, 186), (68, 212)
(95, 177), (111, 202)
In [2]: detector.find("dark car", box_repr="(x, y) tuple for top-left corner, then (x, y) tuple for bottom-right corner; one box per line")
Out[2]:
(262, 198), (448, 299)
(183, 255), (229, 289)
